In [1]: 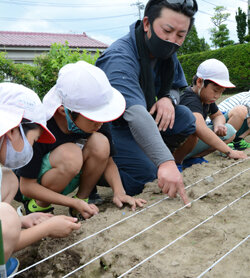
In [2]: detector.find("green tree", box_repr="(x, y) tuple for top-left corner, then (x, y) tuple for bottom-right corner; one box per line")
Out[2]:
(178, 25), (210, 55)
(210, 24), (234, 48)
(210, 6), (234, 48)
(200, 38), (210, 52)
(211, 6), (230, 27)
(235, 7), (247, 43)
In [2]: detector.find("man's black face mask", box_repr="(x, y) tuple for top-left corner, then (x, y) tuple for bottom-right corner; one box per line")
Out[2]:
(145, 24), (180, 60)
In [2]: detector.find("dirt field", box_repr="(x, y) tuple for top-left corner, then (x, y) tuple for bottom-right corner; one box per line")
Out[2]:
(13, 143), (250, 278)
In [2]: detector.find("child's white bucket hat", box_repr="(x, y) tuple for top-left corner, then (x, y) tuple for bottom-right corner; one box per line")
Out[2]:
(0, 82), (55, 143)
(43, 60), (126, 122)
(196, 59), (235, 88)
(0, 104), (24, 137)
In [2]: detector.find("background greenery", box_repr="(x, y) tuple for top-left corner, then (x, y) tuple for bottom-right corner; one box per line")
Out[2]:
(0, 42), (249, 99)
(0, 43), (99, 99)
(178, 42), (250, 93)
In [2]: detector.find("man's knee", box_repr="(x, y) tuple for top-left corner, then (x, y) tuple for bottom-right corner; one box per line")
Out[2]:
(0, 203), (21, 261)
(174, 105), (196, 135)
(115, 153), (156, 196)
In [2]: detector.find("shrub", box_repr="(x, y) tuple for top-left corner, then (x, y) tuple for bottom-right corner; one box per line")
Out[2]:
(33, 42), (100, 98)
(0, 52), (38, 89)
(0, 43), (100, 99)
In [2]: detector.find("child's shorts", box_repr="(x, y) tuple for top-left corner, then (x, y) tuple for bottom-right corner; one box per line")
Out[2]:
(37, 152), (81, 196)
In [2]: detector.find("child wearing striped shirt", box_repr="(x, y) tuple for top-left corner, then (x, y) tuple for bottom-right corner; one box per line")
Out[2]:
(218, 91), (250, 150)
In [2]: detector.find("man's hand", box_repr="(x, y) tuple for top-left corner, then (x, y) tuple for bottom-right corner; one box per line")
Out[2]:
(157, 160), (190, 207)
(74, 199), (99, 219)
(46, 215), (81, 238)
(21, 213), (53, 229)
(113, 194), (147, 211)
(214, 124), (227, 137)
(150, 97), (175, 131)
(227, 150), (248, 159)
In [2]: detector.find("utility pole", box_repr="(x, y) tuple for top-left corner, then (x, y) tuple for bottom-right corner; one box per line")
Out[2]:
(131, 0), (145, 20)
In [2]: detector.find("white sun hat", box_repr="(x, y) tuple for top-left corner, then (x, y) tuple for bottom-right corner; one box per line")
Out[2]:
(0, 82), (55, 143)
(43, 60), (126, 122)
(0, 105), (24, 137)
(196, 59), (235, 88)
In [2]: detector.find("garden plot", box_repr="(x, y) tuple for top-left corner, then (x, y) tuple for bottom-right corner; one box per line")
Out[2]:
(14, 150), (250, 278)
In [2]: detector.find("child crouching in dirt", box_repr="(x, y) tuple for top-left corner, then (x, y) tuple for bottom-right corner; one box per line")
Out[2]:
(0, 83), (81, 277)
(218, 91), (250, 150)
(16, 61), (146, 221)
(179, 58), (247, 168)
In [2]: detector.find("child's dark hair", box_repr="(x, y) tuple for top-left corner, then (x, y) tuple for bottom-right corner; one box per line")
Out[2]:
(192, 75), (215, 87)
(144, 0), (198, 31)
(21, 119), (40, 135)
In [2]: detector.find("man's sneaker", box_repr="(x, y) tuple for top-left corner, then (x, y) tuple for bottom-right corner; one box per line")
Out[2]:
(6, 257), (19, 277)
(233, 138), (250, 150)
(24, 199), (54, 215)
(88, 192), (103, 205)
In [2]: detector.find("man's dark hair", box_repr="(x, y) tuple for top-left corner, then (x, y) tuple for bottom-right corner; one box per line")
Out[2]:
(192, 75), (215, 87)
(144, 0), (198, 31)
(21, 119), (40, 135)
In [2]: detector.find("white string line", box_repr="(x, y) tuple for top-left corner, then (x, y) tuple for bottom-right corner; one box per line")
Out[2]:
(197, 235), (250, 278)
(13, 159), (248, 277)
(62, 167), (250, 278)
(118, 190), (250, 278)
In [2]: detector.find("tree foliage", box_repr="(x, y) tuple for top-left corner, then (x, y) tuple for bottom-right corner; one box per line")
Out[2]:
(211, 6), (230, 27)
(33, 42), (100, 98)
(210, 6), (234, 48)
(178, 25), (210, 55)
(235, 7), (247, 44)
(210, 24), (234, 48)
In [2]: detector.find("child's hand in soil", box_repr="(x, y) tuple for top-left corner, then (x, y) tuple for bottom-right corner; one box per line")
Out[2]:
(113, 194), (147, 211)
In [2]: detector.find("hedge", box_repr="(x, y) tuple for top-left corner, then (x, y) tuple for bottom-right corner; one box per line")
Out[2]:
(178, 43), (250, 93)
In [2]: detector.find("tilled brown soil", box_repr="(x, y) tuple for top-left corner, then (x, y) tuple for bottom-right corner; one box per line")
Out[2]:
(14, 149), (250, 278)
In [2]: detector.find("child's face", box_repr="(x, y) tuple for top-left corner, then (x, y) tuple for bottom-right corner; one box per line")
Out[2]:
(74, 114), (103, 133)
(0, 126), (42, 164)
(26, 127), (43, 146)
(200, 82), (225, 104)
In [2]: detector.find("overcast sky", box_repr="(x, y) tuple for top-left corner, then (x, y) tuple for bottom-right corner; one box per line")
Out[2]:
(0, 0), (248, 46)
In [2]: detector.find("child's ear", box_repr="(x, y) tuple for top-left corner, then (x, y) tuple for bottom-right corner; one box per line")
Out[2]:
(57, 105), (66, 116)
(5, 127), (19, 141)
(197, 77), (203, 87)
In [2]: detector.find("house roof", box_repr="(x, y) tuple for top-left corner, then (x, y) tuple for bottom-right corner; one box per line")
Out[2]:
(0, 31), (108, 48)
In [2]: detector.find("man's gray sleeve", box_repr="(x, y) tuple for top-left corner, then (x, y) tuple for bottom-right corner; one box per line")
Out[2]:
(168, 89), (180, 105)
(123, 105), (174, 167)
